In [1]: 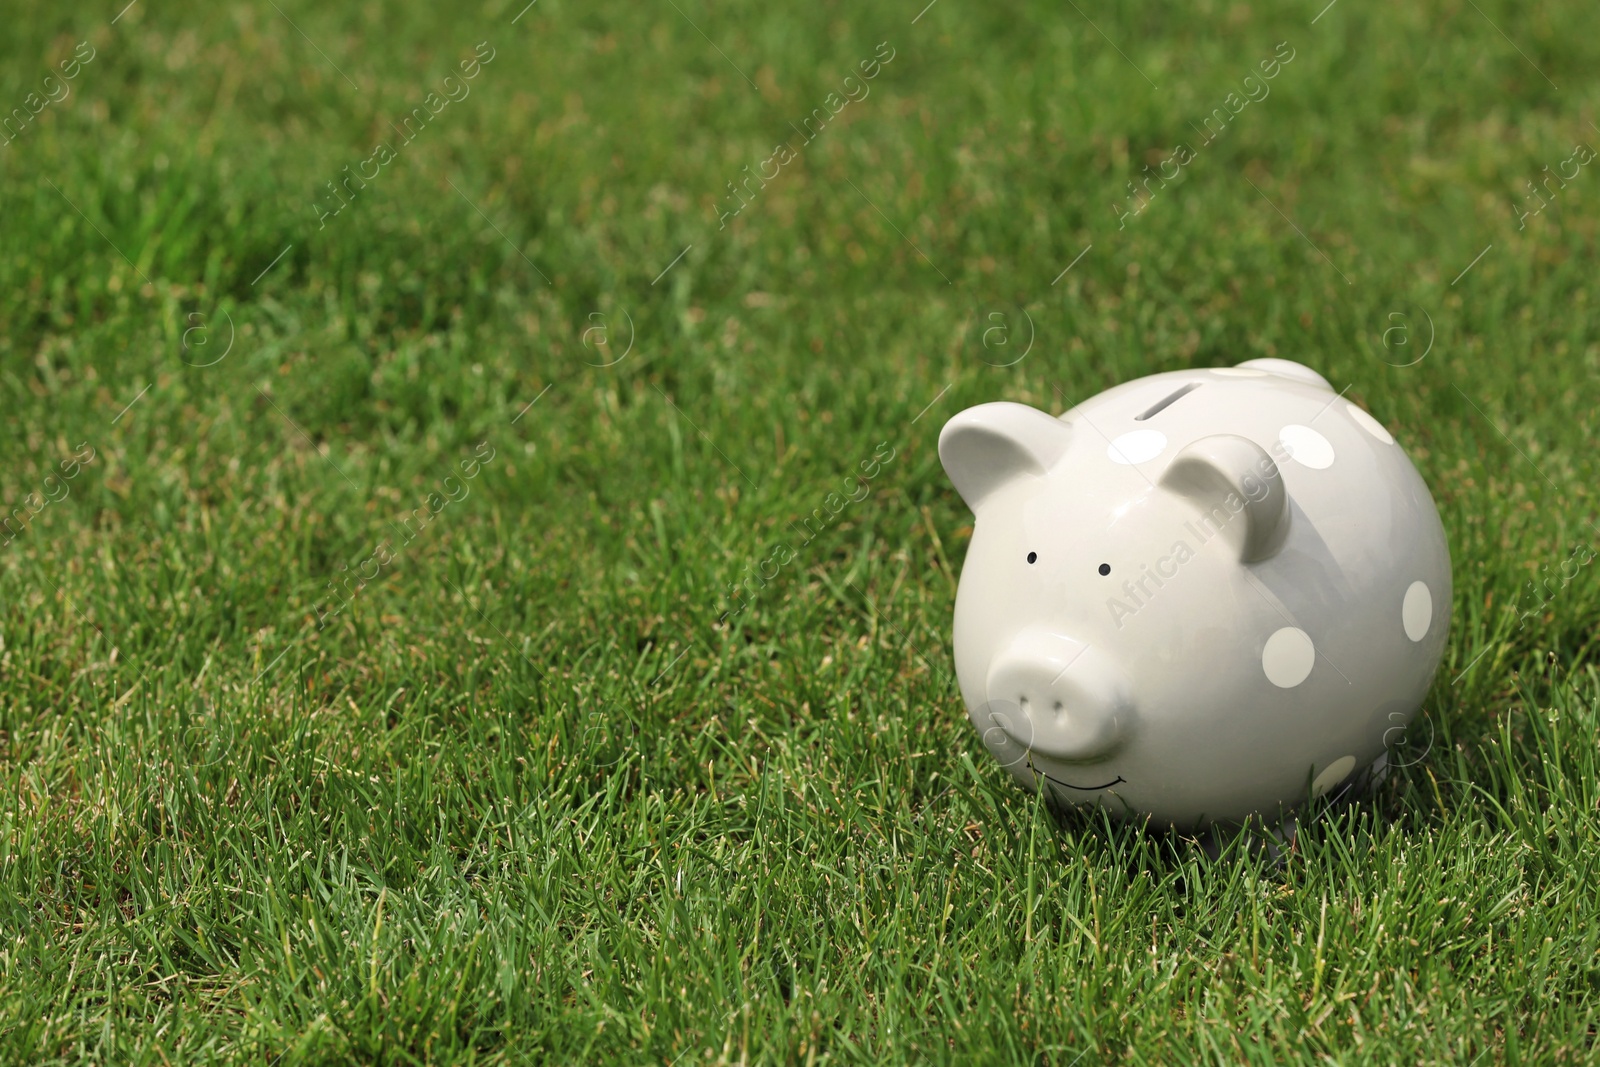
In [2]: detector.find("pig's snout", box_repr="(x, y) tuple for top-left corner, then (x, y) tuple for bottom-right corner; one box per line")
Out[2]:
(982, 631), (1132, 761)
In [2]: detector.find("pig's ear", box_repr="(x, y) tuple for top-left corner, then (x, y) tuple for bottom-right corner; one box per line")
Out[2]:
(1160, 434), (1290, 562)
(939, 402), (1072, 511)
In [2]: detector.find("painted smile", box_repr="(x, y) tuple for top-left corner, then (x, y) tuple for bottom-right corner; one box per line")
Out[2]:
(1035, 767), (1126, 792)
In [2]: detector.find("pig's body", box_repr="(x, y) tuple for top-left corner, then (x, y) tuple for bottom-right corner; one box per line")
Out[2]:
(940, 358), (1451, 829)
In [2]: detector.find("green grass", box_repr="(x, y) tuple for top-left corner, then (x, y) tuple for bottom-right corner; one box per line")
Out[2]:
(2, 0), (1599, 1062)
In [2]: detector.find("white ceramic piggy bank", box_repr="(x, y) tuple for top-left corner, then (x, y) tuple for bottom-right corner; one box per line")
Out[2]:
(939, 358), (1451, 829)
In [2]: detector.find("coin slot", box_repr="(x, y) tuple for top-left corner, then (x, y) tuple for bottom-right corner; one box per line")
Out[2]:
(1134, 382), (1203, 421)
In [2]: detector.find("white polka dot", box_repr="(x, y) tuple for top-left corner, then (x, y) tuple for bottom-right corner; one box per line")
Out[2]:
(1277, 425), (1335, 470)
(1107, 429), (1167, 465)
(1402, 581), (1432, 641)
(1211, 367), (1266, 377)
(1238, 359), (1333, 389)
(1262, 627), (1315, 688)
(1312, 755), (1357, 797)
(1346, 403), (1394, 444)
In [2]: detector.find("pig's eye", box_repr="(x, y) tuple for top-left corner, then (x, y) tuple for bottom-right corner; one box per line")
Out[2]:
(1026, 551), (1038, 564)
(1098, 563), (1111, 576)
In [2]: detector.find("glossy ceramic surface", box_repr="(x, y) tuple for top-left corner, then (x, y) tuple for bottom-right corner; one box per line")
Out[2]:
(939, 358), (1451, 828)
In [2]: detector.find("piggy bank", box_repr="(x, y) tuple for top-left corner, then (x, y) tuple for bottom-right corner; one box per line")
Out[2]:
(939, 358), (1451, 829)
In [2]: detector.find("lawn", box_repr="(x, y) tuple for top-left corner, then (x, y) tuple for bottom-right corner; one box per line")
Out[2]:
(2, 0), (1598, 1062)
